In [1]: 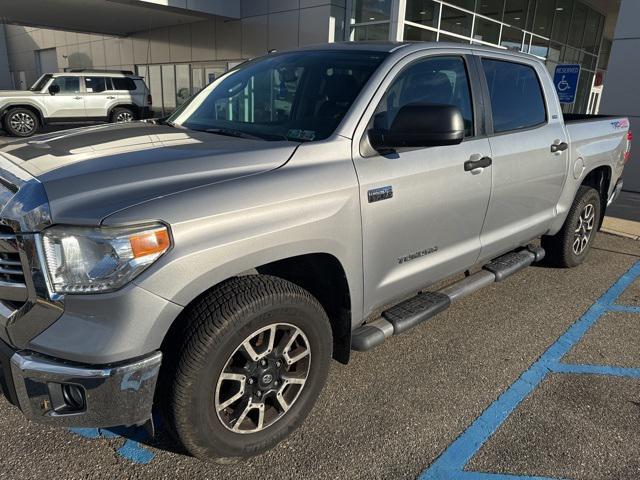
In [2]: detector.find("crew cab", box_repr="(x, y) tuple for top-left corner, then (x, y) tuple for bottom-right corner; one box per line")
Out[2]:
(0, 70), (152, 137)
(0, 42), (631, 462)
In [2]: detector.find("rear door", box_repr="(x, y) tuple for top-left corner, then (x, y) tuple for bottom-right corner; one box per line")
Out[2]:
(476, 54), (569, 261)
(82, 76), (114, 118)
(353, 51), (493, 314)
(45, 76), (86, 118)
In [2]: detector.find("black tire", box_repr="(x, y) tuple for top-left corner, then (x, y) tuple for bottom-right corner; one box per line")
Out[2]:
(3, 107), (39, 137)
(162, 275), (332, 462)
(110, 107), (135, 123)
(542, 186), (601, 268)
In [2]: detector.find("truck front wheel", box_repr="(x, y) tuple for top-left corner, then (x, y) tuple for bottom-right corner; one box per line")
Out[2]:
(163, 275), (332, 462)
(542, 186), (601, 268)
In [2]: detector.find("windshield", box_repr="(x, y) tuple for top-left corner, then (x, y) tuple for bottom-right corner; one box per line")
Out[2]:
(168, 50), (387, 142)
(30, 74), (53, 92)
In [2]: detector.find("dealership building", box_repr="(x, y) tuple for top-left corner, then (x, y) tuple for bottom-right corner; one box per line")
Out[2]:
(0, 0), (638, 191)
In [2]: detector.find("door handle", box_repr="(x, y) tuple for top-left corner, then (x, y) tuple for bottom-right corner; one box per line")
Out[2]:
(74, 96), (83, 100)
(106, 96), (116, 99)
(550, 142), (568, 153)
(464, 156), (492, 172)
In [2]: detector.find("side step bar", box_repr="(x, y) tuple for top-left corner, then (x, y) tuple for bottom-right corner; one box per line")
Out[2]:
(351, 245), (545, 351)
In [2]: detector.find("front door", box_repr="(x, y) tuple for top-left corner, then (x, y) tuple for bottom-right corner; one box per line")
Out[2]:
(476, 54), (569, 261)
(353, 53), (493, 315)
(46, 76), (86, 118)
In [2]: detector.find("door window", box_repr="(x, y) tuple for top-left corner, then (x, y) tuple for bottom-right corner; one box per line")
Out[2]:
(50, 76), (80, 93)
(373, 56), (474, 137)
(84, 77), (108, 93)
(482, 59), (546, 133)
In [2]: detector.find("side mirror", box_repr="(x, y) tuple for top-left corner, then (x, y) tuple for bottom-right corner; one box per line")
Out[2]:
(369, 103), (465, 151)
(48, 84), (60, 95)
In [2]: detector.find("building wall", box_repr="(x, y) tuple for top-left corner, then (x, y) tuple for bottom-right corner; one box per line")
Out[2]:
(599, 0), (640, 192)
(0, 25), (12, 89)
(3, 0), (346, 88)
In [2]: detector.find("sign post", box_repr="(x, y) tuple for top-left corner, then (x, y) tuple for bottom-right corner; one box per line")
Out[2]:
(553, 64), (581, 104)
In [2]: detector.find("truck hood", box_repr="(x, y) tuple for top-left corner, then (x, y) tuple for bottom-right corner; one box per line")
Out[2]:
(0, 90), (39, 98)
(0, 122), (299, 226)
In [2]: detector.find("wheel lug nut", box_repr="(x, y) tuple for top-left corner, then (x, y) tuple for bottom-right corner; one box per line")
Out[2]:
(256, 391), (262, 398)
(260, 359), (267, 367)
(248, 378), (255, 385)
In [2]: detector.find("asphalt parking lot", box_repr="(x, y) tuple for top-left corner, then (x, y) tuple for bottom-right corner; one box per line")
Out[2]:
(0, 232), (638, 479)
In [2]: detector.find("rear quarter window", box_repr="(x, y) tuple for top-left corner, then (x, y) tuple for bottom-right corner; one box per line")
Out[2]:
(111, 77), (137, 91)
(482, 59), (547, 133)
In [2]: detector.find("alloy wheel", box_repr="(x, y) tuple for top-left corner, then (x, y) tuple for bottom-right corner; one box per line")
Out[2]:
(215, 323), (311, 434)
(9, 112), (36, 135)
(573, 203), (595, 255)
(116, 111), (134, 122)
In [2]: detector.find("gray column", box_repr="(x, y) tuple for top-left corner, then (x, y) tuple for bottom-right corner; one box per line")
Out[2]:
(0, 25), (12, 89)
(599, 0), (640, 192)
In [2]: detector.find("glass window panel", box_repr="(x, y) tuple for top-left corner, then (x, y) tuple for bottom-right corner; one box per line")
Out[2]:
(176, 64), (190, 106)
(530, 35), (550, 58)
(352, 0), (392, 23)
(503, 0), (529, 29)
(580, 52), (597, 71)
(562, 46), (580, 63)
(473, 17), (501, 45)
(192, 67), (204, 94)
(482, 59), (546, 132)
(403, 25), (437, 41)
(162, 65), (177, 112)
(568, 1), (587, 47)
(551, 0), (572, 44)
(598, 38), (612, 70)
(500, 25), (524, 51)
(51, 76), (80, 93)
(84, 77), (107, 93)
(445, 0), (476, 11)
(582, 9), (603, 54)
(573, 70), (593, 113)
(352, 23), (390, 40)
(532, 0), (554, 36)
(477, 0), (505, 19)
(405, 0), (440, 28)
(147, 65), (162, 115)
(373, 56), (475, 137)
(547, 42), (563, 63)
(440, 5), (473, 38)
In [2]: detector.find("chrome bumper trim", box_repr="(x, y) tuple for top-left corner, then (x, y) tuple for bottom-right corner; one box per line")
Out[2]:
(9, 350), (162, 428)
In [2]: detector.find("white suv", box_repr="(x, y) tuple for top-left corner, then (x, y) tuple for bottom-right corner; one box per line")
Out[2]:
(0, 70), (152, 137)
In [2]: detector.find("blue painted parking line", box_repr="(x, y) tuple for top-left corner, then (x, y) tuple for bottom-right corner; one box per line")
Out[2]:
(419, 261), (640, 480)
(70, 426), (156, 464)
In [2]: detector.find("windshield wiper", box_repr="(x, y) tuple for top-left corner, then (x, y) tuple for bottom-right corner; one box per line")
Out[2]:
(200, 128), (267, 141)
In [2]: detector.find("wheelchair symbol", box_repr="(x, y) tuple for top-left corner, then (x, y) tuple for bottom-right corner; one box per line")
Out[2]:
(557, 75), (570, 92)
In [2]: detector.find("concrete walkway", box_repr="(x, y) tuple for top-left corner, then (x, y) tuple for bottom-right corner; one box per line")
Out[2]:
(603, 191), (640, 240)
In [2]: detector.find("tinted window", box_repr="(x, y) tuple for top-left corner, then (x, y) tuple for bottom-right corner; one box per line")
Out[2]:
(482, 59), (546, 133)
(84, 76), (108, 93)
(112, 77), (137, 91)
(50, 76), (80, 93)
(373, 56), (474, 138)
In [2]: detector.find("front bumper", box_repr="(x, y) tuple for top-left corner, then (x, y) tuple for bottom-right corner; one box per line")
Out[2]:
(0, 338), (161, 428)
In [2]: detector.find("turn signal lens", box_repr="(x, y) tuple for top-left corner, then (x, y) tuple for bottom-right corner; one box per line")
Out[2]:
(130, 229), (170, 258)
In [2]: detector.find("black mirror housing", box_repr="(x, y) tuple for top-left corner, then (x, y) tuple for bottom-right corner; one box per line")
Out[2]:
(48, 84), (60, 95)
(369, 103), (465, 150)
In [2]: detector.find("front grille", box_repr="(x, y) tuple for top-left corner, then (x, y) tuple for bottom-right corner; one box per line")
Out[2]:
(0, 227), (28, 307)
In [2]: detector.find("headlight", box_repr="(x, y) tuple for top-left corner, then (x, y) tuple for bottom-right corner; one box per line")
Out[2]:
(40, 224), (171, 294)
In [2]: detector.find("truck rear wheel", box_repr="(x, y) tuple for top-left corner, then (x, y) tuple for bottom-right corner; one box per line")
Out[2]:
(3, 108), (39, 137)
(163, 275), (332, 462)
(542, 186), (601, 268)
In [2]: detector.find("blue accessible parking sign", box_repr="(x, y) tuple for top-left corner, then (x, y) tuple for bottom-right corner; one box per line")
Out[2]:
(553, 64), (581, 104)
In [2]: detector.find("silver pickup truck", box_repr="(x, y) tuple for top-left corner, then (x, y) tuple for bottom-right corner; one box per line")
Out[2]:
(0, 42), (631, 462)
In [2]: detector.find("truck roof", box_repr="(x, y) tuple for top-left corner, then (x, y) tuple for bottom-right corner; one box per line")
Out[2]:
(295, 41), (540, 62)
